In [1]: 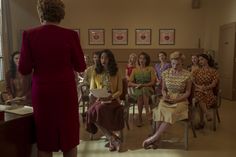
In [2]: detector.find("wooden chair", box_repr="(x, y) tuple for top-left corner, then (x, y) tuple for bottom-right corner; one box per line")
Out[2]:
(194, 82), (221, 131)
(210, 83), (221, 131)
(151, 87), (197, 150)
(125, 86), (157, 121)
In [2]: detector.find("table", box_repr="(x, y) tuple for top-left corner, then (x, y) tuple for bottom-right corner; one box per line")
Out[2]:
(0, 112), (36, 157)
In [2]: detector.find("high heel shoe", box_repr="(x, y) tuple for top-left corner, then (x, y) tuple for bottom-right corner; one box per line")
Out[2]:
(110, 135), (122, 152)
(142, 137), (156, 149)
(195, 122), (205, 130)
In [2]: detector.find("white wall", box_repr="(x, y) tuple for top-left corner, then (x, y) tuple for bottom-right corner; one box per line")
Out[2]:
(9, 0), (206, 50)
(8, 0), (236, 56)
(9, 0), (39, 51)
(61, 0), (205, 49)
(203, 0), (236, 60)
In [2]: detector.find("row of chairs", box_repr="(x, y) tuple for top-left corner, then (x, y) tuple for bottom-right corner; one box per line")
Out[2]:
(78, 79), (221, 150)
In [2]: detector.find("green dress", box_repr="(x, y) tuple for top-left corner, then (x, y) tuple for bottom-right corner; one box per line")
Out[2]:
(129, 66), (156, 98)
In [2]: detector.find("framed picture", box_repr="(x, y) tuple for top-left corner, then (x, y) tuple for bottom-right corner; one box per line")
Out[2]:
(135, 29), (151, 45)
(159, 29), (175, 45)
(73, 29), (80, 37)
(88, 29), (105, 45)
(112, 29), (128, 45)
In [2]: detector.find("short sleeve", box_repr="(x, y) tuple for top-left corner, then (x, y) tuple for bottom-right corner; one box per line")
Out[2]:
(212, 69), (219, 82)
(161, 69), (168, 81)
(71, 31), (86, 73)
(18, 31), (33, 75)
(150, 67), (157, 81)
(90, 70), (96, 90)
(129, 68), (136, 82)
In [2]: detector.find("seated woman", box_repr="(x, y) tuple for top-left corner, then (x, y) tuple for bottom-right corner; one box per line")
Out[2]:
(4, 51), (31, 105)
(187, 54), (199, 73)
(125, 53), (137, 80)
(128, 52), (156, 127)
(86, 49), (124, 152)
(154, 51), (171, 95)
(125, 53), (138, 95)
(83, 51), (101, 86)
(192, 53), (219, 129)
(143, 51), (192, 149)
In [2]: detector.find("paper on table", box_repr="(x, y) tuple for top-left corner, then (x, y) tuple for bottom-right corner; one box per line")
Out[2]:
(5, 106), (33, 115)
(90, 88), (111, 98)
(0, 105), (12, 111)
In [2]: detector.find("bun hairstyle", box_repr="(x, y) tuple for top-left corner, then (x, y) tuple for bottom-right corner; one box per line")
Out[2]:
(198, 53), (216, 68)
(170, 51), (185, 61)
(37, 0), (65, 23)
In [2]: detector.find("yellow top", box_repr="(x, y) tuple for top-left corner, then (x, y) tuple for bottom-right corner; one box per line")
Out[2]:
(90, 70), (122, 100)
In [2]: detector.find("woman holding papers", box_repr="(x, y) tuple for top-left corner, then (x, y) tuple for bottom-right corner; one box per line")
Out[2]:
(18, 0), (86, 157)
(86, 49), (124, 152)
(143, 51), (192, 149)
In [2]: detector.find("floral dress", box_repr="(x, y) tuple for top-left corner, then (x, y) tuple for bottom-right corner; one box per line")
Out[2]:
(193, 68), (219, 107)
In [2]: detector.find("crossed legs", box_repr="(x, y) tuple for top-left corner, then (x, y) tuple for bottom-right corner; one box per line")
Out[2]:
(143, 121), (170, 149)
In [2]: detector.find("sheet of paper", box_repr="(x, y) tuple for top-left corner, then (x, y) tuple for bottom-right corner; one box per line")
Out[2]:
(90, 88), (111, 98)
(0, 105), (12, 111)
(5, 106), (33, 115)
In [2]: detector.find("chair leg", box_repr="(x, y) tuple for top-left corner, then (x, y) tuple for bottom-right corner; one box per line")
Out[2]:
(184, 122), (189, 150)
(133, 103), (135, 121)
(213, 109), (217, 131)
(119, 130), (124, 142)
(190, 120), (197, 138)
(90, 133), (94, 140)
(82, 101), (85, 115)
(216, 108), (221, 123)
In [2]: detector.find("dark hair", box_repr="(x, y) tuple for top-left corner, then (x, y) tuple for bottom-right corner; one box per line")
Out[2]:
(198, 53), (216, 68)
(159, 51), (167, 57)
(95, 49), (118, 76)
(37, 0), (65, 23)
(138, 52), (151, 66)
(10, 51), (20, 79)
(93, 51), (101, 56)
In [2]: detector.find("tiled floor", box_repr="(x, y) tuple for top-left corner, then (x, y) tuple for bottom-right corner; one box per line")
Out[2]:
(53, 99), (236, 157)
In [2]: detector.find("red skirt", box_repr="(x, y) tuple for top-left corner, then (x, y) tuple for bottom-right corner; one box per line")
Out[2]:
(86, 100), (124, 134)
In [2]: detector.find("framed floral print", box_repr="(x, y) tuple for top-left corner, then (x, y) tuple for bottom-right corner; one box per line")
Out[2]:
(88, 29), (105, 45)
(135, 29), (151, 45)
(159, 29), (175, 45)
(112, 29), (128, 45)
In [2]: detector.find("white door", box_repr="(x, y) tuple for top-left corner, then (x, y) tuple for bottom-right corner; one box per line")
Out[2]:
(218, 23), (236, 100)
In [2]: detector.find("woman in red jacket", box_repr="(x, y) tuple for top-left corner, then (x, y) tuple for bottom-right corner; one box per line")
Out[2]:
(18, 0), (86, 157)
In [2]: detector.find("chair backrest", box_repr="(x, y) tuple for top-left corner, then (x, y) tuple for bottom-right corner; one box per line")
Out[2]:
(213, 81), (221, 108)
(120, 78), (128, 101)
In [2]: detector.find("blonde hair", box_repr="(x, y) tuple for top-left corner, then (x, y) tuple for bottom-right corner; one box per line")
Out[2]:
(128, 53), (137, 64)
(37, 0), (65, 23)
(170, 51), (185, 61)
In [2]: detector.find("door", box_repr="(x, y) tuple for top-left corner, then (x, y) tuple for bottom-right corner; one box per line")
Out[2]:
(218, 23), (236, 100)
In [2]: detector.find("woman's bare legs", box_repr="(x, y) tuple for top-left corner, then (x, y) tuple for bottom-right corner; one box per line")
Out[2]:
(143, 95), (151, 121)
(143, 122), (170, 148)
(63, 147), (77, 157)
(38, 150), (52, 157)
(96, 123), (121, 151)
